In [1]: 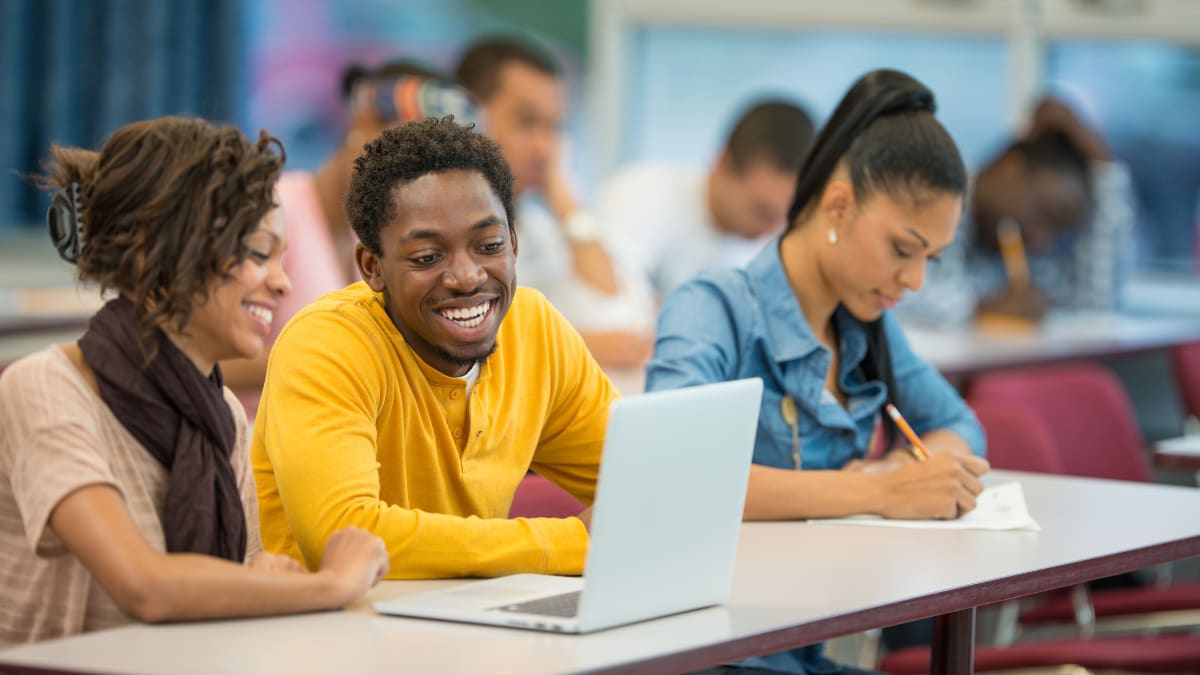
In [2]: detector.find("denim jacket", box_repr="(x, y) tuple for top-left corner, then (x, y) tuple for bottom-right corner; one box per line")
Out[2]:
(645, 240), (985, 674)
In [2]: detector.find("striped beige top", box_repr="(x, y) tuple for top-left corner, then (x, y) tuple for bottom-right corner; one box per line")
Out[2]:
(0, 345), (261, 646)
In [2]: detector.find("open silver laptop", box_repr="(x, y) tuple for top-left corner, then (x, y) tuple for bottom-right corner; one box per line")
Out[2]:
(373, 377), (763, 634)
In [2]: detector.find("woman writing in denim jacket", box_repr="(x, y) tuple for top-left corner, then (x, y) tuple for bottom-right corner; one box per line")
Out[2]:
(646, 70), (990, 673)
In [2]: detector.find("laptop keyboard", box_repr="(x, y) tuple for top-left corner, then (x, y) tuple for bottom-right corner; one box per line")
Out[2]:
(493, 591), (581, 618)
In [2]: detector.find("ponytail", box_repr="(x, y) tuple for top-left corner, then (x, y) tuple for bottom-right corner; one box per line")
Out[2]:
(786, 69), (966, 451)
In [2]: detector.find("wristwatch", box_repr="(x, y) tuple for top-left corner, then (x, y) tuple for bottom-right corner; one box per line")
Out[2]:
(562, 210), (602, 244)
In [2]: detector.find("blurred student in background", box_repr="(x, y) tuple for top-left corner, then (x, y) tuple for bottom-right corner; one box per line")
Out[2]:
(0, 117), (388, 646)
(456, 35), (656, 374)
(646, 70), (989, 675)
(899, 96), (1136, 325)
(222, 60), (474, 419)
(598, 100), (815, 299)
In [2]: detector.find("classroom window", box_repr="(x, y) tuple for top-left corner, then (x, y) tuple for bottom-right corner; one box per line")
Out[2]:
(622, 25), (1010, 172)
(1044, 39), (1200, 274)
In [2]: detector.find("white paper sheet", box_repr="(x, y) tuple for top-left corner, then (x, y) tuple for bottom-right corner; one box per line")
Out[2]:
(807, 481), (1040, 531)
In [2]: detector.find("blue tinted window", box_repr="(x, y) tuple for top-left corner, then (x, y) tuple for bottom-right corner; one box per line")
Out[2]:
(1045, 40), (1200, 272)
(623, 26), (1010, 171)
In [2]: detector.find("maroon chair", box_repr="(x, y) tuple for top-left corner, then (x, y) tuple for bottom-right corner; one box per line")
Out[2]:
(968, 363), (1200, 637)
(508, 474), (585, 519)
(880, 634), (1200, 674)
(967, 362), (1151, 482)
(967, 398), (1063, 474)
(1172, 341), (1200, 421)
(1018, 583), (1200, 629)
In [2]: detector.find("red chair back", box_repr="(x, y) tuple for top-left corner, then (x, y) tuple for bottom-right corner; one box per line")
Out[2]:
(968, 363), (1150, 482)
(1171, 341), (1200, 420)
(968, 398), (1064, 474)
(881, 634), (1200, 674)
(508, 474), (585, 519)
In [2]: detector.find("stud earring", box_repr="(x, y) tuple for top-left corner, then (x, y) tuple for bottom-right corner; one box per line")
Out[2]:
(827, 228), (838, 245)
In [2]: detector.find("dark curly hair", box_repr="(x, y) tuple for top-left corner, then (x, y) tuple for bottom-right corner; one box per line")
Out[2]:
(39, 116), (285, 349)
(345, 115), (515, 256)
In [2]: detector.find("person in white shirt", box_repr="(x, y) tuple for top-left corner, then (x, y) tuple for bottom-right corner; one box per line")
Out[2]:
(455, 36), (655, 373)
(598, 100), (815, 299)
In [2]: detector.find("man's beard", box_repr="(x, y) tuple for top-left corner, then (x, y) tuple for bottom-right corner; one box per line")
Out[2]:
(435, 340), (498, 373)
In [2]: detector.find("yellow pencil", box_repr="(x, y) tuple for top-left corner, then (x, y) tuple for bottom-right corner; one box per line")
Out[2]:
(885, 404), (930, 462)
(997, 217), (1030, 289)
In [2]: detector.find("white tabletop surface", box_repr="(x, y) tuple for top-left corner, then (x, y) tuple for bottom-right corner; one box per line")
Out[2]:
(1, 471), (1198, 675)
(905, 311), (1200, 375)
(1157, 435), (1200, 456)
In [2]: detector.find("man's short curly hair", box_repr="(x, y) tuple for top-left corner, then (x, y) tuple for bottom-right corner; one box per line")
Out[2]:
(345, 116), (515, 256)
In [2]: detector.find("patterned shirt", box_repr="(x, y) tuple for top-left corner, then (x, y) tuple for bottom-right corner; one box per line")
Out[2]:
(898, 161), (1137, 327)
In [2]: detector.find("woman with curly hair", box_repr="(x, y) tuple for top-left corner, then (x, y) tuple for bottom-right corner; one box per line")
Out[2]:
(0, 116), (389, 646)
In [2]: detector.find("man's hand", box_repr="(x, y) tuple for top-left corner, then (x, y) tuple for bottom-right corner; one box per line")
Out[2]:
(582, 330), (655, 369)
(575, 506), (593, 532)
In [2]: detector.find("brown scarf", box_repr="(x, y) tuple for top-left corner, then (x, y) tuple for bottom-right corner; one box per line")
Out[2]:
(78, 297), (247, 561)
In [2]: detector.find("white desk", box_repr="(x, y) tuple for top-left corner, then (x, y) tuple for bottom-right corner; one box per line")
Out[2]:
(1123, 274), (1200, 318)
(2, 471), (1198, 675)
(1156, 435), (1200, 481)
(905, 312), (1200, 376)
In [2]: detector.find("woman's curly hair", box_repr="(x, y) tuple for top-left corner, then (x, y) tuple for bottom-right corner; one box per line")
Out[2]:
(39, 116), (285, 348)
(345, 115), (514, 256)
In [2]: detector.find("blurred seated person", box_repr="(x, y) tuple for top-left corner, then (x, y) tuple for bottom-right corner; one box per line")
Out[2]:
(597, 99), (815, 298)
(222, 60), (475, 418)
(898, 96), (1136, 327)
(456, 35), (656, 375)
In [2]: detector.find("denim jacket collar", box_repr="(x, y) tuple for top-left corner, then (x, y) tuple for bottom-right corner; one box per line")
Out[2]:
(746, 240), (869, 382)
(747, 241), (821, 363)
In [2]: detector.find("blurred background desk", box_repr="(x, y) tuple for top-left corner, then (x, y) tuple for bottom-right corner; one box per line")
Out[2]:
(0, 287), (100, 368)
(2, 471), (1197, 675)
(902, 275), (1200, 450)
(905, 311), (1200, 378)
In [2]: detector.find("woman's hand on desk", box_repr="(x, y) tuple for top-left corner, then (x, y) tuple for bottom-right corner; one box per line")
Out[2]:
(875, 452), (990, 520)
(50, 486), (392, 621)
(317, 527), (390, 602)
(843, 448), (919, 474)
(247, 551), (305, 573)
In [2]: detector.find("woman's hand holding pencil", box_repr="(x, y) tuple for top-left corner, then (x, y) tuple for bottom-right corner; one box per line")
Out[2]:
(872, 404), (991, 519)
(874, 452), (991, 519)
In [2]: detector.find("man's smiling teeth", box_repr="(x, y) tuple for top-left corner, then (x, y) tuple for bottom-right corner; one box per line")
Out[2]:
(245, 304), (273, 326)
(440, 302), (490, 328)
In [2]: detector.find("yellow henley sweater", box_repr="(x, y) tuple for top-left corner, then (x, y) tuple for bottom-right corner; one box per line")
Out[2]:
(251, 283), (617, 578)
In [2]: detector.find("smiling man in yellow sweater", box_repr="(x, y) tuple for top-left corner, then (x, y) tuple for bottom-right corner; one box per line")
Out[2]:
(251, 116), (618, 578)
